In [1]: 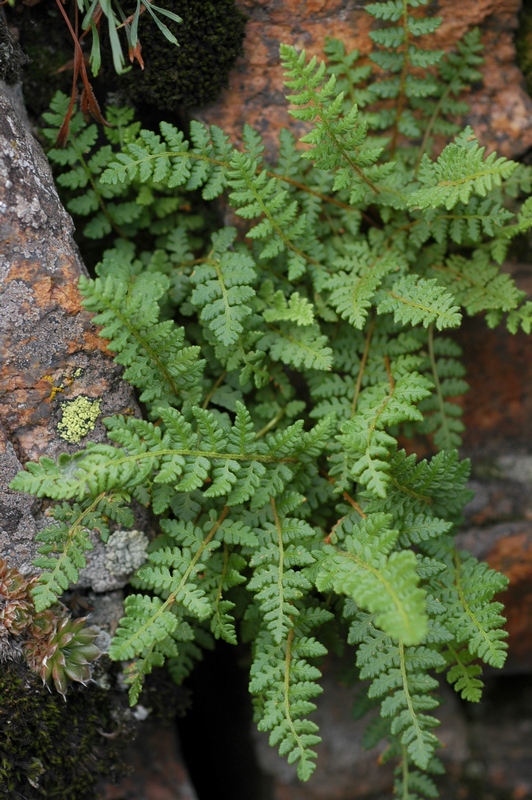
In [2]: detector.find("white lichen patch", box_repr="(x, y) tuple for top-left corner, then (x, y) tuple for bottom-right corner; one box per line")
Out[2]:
(57, 395), (102, 443)
(104, 529), (149, 576)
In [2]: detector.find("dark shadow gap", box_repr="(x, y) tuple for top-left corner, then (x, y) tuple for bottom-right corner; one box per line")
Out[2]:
(175, 642), (274, 800)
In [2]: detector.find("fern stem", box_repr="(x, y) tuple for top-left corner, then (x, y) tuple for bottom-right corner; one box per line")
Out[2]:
(399, 641), (424, 763)
(103, 446), (299, 468)
(351, 317), (375, 417)
(427, 324), (453, 451)
(400, 745), (411, 800)
(202, 371), (227, 410)
(255, 409), (286, 440)
(341, 491), (367, 518)
(271, 497), (287, 635)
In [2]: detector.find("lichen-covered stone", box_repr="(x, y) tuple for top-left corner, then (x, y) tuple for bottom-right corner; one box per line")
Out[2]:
(104, 529), (149, 576)
(57, 395), (102, 444)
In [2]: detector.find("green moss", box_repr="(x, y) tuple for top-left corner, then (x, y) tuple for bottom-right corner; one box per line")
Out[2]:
(0, 661), (132, 799)
(111, 0), (247, 110)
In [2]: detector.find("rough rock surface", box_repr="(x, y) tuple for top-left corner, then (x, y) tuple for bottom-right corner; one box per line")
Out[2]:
(0, 421), (38, 573)
(0, 82), (135, 463)
(0, 76), (140, 589)
(97, 720), (199, 800)
(455, 262), (532, 672)
(195, 0), (532, 160)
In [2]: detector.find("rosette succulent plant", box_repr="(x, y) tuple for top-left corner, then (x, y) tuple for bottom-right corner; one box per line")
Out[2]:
(24, 614), (101, 698)
(0, 556), (101, 697)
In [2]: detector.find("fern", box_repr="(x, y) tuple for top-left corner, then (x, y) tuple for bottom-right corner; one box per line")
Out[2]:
(316, 513), (427, 645)
(29, 493), (133, 610)
(331, 373), (433, 496)
(10, 3), (526, 793)
(190, 227), (257, 347)
(79, 271), (204, 414)
(409, 129), (518, 211)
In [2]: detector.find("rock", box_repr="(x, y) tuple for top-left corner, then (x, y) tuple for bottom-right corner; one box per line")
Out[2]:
(466, 676), (532, 799)
(194, 0), (532, 160)
(458, 317), (532, 457)
(97, 720), (199, 800)
(0, 421), (39, 572)
(0, 73), (148, 594)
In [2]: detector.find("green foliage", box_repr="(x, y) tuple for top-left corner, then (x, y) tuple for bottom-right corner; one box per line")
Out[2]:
(12, 0), (531, 793)
(76, 0), (182, 77)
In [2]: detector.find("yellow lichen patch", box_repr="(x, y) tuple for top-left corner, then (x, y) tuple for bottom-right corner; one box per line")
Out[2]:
(57, 396), (102, 443)
(42, 375), (65, 401)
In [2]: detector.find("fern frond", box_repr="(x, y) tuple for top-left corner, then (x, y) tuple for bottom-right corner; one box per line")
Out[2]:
(442, 644), (484, 702)
(249, 605), (332, 781)
(316, 513), (428, 645)
(377, 276), (461, 330)
(362, 448), (472, 525)
(332, 373), (433, 496)
(248, 501), (315, 644)
(30, 492), (133, 611)
(100, 120), (233, 199)
(258, 323), (334, 372)
(353, 616), (444, 770)
(325, 245), (401, 329)
(280, 44), (390, 201)
(432, 546), (509, 669)
(191, 227), (257, 346)
(431, 250), (524, 316)
(409, 129), (518, 211)
(228, 148), (314, 279)
(79, 272), (204, 412)
(410, 329), (467, 450)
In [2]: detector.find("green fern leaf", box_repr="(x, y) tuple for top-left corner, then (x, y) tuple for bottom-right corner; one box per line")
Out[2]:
(317, 513), (427, 644)
(377, 276), (461, 330)
(409, 129), (518, 211)
(191, 227), (257, 346)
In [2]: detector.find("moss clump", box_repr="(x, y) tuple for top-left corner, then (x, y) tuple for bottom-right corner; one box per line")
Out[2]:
(112, 0), (247, 110)
(0, 661), (133, 799)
